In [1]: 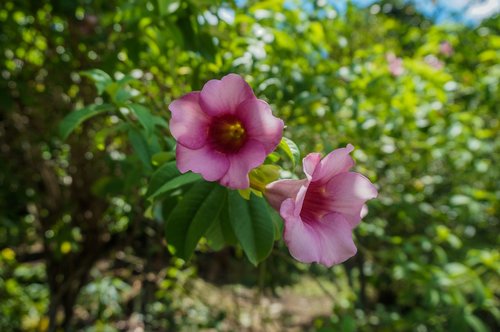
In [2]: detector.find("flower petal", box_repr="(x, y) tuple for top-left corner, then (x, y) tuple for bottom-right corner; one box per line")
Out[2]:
(302, 153), (322, 180)
(168, 92), (209, 150)
(219, 139), (267, 189)
(326, 172), (378, 227)
(237, 99), (284, 153)
(281, 202), (357, 267)
(176, 144), (229, 182)
(280, 198), (318, 263)
(265, 179), (307, 211)
(312, 144), (355, 183)
(293, 184), (309, 216)
(315, 212), (358, 265)
(200, 74), (255, 116)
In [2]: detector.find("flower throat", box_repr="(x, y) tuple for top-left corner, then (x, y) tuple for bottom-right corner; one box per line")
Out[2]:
(209, 115), (247, 153)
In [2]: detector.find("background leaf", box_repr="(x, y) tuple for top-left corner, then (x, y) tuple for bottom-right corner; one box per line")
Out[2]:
(128, 104), (156, 137)
(128, 128), (152, 171)
(80, 69), (113, 95)
(59, 104), (113, 140)
(465, 313), (489, 332)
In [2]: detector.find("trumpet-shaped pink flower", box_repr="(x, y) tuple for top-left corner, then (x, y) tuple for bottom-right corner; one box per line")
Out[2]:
(386, 53), (404, 77)
(424, 54), (444, 70)
(266, 144), (378, 267)
(439, 41), (453, 57)
(169, 74), (284, 189)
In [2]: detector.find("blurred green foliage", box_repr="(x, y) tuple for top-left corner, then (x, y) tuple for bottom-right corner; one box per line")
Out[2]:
(0, 0), (499, 331)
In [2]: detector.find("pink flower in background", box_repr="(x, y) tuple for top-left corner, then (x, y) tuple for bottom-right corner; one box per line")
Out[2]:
(169, 74), (284, 189)
(266, 145), (378, 267)
(439, 41), (453, 57)
(386, 53), (404, 77)
(424, 54), (444, 70)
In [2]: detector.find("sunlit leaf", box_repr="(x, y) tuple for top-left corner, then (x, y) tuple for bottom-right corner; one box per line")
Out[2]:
(279, 137), (300, 167)
(59, 104), (113, 140)
(151, 151), (175, 166)
(80, 69), (113, 95)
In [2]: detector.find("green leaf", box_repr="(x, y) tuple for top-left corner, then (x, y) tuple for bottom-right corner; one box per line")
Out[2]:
(166, 182), (227, 260)
(279, 137), (300, 167)
(228, 191), (275, 266)
(128, 129), (152, 171)
(219, 204), (238, 246)
(91, 176), (124, 197)
(269, 208), (284, 241)
(112, 85), (133, 103)
(340, 315), (357, 332)
(80, 69), (113, 95)
(147, 161), (202, 200)
(151, 151), (175, 166)
(147, 161), (180, 196)
(128, 104), (156, 137)
(157, 0), (180, 16)
(161, 196), (179, 222)
(205, 199), (238, 250)
(248, 164), (280, 192)
(465, 313), (489, 332)
(472, 278), (486, 306)
(153, 115), (169, 129)
(266, 152), (280, 163)
(150, 173), (201, 200)
(205, 218), (226, 251)
(104, 75), (135, 104)
(59, 104), (113, 140)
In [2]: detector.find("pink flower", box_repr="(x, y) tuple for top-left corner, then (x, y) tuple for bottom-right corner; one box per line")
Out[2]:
(168, 74), (284, 189)
(439, 41), (453, 57)
(266, 145), (378, 267)
(386, 53), (404, 77)
(424, 55), (444, 70)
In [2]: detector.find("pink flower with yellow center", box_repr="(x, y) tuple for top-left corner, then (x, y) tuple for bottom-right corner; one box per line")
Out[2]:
(439, 41), (453, 57)
(386, 53), (404, 77)
(424, 55), (444, 70)
(168, 74), (284, 189)
(266, 145), (378, 267)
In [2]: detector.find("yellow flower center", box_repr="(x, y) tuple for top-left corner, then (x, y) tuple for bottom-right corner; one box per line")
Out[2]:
(209, 115), (247, 153)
